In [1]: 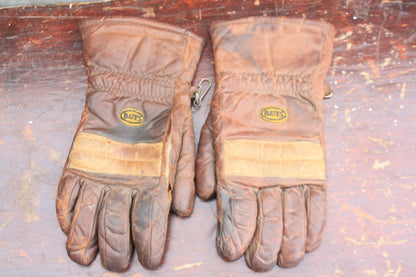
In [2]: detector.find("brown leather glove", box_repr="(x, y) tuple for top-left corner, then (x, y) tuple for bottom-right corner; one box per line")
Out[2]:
(196, 17), (335, 271)
(56, 17), (204, 271)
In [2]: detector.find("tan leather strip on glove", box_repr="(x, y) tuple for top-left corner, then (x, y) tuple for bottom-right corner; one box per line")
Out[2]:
(69, 132), (163, 176)
(223, 140), (325, 180)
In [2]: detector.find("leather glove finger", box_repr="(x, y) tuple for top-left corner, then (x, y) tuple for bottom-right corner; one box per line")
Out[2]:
(216, 181), (257, 261)
(56, 171), (82, 235)
(171, 106), (195, 217)
(277, 186), (307, 268)
(131, 183), (170, 269)
(305, 185), (326, 252)
(98, 187), (133, 272)
(195, 112), (216, 200)
(66, 180), (105, 266)
(245, 186), (283, 272)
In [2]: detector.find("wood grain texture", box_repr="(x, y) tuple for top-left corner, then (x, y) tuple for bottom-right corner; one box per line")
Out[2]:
(0, 0), (415, 276)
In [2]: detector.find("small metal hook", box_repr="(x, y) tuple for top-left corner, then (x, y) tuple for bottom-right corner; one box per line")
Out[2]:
(193, 78), (212, 108)
(324, 83), (333, 99)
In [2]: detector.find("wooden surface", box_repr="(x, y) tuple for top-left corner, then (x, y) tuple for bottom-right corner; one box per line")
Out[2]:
(0, 0), (415, 276)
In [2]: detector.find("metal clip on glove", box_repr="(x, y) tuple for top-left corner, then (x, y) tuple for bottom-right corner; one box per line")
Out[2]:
(56, 17), (204, 271)
(196, 17), (335, 271)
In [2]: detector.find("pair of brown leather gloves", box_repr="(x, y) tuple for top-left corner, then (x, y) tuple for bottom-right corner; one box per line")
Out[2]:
(55, 16), (335, 272)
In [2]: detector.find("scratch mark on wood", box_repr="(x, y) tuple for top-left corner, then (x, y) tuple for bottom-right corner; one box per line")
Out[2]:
(345, 236), (407, 248)
(405, 31), (416, 43)
(345, 87), (356, 94)
(103, 6), (141, 11)
(29, 38), (41, 45)
(340, 205), (410, 225)
(384, 260), (402, 277)
(0, 216), (13, 231)
(400, 184), (416, 190)
(335, 30), (353, 42)
(376, 12), (388, 70)
(400, 82), (406, 99)
(335, 264), (344, 276)
(174, 262), (202, 270)
(363, 269), (378, 276)
(386, 68), (416, 78)
(368, 137), (393, 148)
(333, 56), (344, 64)
(381, 0), (403, 4)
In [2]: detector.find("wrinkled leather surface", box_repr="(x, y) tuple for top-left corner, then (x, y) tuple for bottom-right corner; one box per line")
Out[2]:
(196, 17), (335, 272)
(56, 17), (204, 272)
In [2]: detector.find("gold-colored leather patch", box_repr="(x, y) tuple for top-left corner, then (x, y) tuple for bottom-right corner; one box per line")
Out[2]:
(120, 108), (144, 127)
(68, 132), (162, 176)
(223, 139), (325, 180)
(259, 106), (288, 123)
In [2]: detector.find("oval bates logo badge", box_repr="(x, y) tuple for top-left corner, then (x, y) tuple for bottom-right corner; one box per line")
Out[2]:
(259, 106), (288, 123)
(120, 108), (144, 127)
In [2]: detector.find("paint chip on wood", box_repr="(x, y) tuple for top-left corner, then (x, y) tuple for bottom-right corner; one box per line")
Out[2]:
(372, 160), (390, 170)
(142, 7), (155, 18)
